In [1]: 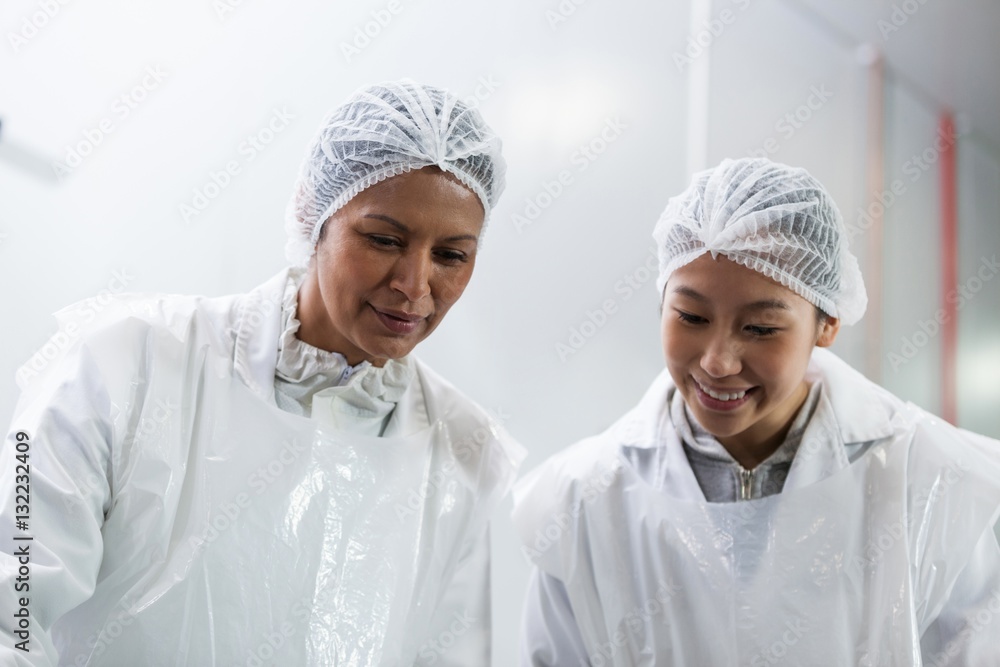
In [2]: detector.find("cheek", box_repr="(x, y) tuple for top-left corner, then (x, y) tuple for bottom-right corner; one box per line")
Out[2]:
(756, 339), (812, 390)
(324, 246), (385, 289)
(660, 320), (694, 364)
(432, 267), (474, 308)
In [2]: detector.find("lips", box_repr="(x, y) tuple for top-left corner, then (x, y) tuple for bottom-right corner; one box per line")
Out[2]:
(692, 377), (756, 411)
(375, 307), (424, 322)
(370, 305), (426, 335)
(694, 379), (751, 401)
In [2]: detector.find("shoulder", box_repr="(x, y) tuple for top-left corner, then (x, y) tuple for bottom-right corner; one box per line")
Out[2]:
(904, 403), (1000, 475)
(73, 290), (241, 356)
(17, 288), (246, 395)
(809, 349), (912, 445)
(510, 380), (665, 565)
(812, 349), (1000, 453)
(520, 430), (627, 498)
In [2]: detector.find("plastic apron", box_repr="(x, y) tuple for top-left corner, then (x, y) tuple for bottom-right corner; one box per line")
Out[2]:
(49, 319), (518, 666)
(515, 408), (1000, 666)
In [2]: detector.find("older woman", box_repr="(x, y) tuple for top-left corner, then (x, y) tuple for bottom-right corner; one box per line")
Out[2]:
(513, 158), (1000, 665)
(0, 80), (523, 666)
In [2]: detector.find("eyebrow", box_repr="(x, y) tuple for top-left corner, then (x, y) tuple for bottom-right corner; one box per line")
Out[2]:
(671, 286), (791, 312)
(363, 214), (479, 243)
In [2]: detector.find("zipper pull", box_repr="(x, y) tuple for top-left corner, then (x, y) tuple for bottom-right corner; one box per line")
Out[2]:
(738, 466), (754, 501)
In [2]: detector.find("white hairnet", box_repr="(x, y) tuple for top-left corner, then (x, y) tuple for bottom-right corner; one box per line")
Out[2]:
(653, 157), (867, 325)
(285, 79), (506, 267)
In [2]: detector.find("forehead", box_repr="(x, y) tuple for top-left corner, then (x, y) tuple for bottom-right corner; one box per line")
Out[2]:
(668, 254), (810, 310)
(340, 167), (485, 234)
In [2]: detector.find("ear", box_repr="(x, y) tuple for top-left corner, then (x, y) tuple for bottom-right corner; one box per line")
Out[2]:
(815, 316), (840, 348)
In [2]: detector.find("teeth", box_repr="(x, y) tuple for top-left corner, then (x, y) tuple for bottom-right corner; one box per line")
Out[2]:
(697, 381), (747, 401)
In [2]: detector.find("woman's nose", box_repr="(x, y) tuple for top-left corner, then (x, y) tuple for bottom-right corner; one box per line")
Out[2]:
(389, 251), (432, 302)
(700, 334), (742, 378)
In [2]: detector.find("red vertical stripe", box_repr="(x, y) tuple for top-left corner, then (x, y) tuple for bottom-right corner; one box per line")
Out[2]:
(939, 114), (958, 424)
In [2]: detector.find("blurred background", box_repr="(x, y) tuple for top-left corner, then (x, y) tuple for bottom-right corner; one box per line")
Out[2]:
(2, 0), (998, 662)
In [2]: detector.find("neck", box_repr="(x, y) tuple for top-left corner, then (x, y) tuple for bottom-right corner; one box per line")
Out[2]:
(294, 268), (385, 367)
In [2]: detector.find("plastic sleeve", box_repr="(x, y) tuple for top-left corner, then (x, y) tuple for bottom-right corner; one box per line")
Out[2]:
(519, 568), (590, 667)
(919, 525), (1000, 665)
(0, 342), (113, 666)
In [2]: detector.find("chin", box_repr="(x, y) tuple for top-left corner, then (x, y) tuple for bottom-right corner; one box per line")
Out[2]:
(688, 400), (751, 430)
(369, 343), (416, 362)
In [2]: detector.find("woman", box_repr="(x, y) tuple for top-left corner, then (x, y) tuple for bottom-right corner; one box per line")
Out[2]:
(0, 80), (524, 665)
(513, 158), (1000, 665)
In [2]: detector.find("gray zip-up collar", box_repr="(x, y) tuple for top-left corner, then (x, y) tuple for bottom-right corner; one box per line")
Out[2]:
(671, 382), (823, 502)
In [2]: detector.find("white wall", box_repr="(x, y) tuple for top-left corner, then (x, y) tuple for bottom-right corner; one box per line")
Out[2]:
(956, 138), (1000, 436)
(880, 80), (945, 414)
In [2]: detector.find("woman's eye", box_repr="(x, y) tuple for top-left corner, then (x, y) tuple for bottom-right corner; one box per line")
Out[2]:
(435, 249), (468, 263)
(676, 311), (705, 325)
(746, 325), (779, 337)
(368, 235), (401, 248)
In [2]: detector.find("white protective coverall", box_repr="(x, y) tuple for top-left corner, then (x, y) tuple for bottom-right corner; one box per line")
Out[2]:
(513, 348), (1000, 666)
(0, 268), (524, 666)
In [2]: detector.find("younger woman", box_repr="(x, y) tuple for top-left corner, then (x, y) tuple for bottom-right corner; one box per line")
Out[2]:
(514, 158), (1000, 665)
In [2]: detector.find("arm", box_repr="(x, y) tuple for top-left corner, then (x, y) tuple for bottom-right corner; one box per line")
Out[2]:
(0, 343), (113, 666)
(520, 567), (590, 667)
(920, 525), (1000, 665)
(414, 527), (492, 666)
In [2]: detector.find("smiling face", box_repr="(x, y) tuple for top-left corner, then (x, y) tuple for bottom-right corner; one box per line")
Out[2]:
(295, 166), (485, 367)
(661, 254), (840, 467)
